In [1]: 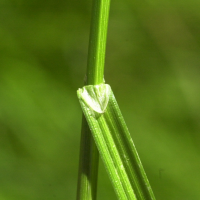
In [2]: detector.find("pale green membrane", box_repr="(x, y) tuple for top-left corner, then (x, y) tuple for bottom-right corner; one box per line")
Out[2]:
(77, 84), (156, 200)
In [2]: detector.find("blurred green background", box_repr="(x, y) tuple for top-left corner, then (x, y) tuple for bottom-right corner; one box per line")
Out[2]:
(0, 0), (200, 199)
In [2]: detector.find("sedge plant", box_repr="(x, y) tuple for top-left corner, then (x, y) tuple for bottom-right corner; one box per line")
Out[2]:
(76, 0), (156, 199)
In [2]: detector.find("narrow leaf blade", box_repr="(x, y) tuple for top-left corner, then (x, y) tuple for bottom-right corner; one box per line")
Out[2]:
(77, 84), (156, 200)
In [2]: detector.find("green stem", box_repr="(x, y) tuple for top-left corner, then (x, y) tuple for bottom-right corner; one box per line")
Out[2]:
(87, 0), (111, 85)
(76, 118), (99, 200)
(76, 0), (111, 200)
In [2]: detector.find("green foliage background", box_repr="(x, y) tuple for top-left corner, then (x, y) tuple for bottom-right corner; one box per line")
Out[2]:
(0, 0), (200, 199)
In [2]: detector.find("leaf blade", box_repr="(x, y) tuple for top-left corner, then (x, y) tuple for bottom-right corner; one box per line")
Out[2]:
(77, 84), (156, 200)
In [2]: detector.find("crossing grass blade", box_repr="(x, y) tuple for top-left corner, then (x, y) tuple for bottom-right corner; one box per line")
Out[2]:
(77, 84), (156, 200)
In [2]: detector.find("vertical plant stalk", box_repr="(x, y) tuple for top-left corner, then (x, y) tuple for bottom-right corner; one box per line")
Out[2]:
(76, 0), (111, 200)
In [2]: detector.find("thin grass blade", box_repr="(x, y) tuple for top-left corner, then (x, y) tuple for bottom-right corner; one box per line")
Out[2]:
(77, 84), (156, 200)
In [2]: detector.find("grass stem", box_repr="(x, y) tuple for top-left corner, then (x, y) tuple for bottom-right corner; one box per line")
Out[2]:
(76, 0), (111, 199)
